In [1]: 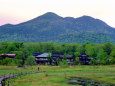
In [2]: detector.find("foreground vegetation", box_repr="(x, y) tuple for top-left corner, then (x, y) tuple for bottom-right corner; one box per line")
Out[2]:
(1, 65), (115, 86)
(0, 65), (37, 76)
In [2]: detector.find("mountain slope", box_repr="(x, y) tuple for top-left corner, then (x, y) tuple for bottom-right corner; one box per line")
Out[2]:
(0, 12), (115, 44)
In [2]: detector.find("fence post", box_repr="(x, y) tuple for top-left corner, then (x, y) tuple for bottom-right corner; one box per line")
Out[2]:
(3, 79), (5, 86)
(4, 74), (5, 78)
(3, 74), (5, 86)
(8, 81), (9, 86)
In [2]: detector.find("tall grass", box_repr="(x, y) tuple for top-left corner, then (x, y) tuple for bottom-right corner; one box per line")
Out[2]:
(1, 65), (115, 86)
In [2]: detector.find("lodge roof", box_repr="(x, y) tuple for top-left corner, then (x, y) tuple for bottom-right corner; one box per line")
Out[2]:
(34, 53), (73, 58)
(52, 54), (60, 57)
(36, 53), (51, 57)
(60, 55), (73, 58)
(33, 53), (42, 56)
(0, 54), (16, 56)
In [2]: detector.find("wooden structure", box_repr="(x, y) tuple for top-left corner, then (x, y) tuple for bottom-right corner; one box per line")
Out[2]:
(33, 53), (74, 65)
(34, 53), (50, 65)
(33, 53), (91, 65)
(0, 54), (16, 59)
(78, 53), (91, 65)
(60, 55), (73, 64)
(51, 54), (60, 65)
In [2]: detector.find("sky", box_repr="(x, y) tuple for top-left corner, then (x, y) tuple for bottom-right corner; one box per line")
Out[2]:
(0, 0), (115, 27)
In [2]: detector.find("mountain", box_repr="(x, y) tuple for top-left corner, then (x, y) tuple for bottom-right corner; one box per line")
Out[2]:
(0, 12), (115, 44)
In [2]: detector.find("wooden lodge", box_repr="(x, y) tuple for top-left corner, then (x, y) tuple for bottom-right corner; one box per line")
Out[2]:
(33, 53), (91, 65)
(60, 55), (73, 64)
(0, 54), (16, 59)
(34, 53), (50, 64)
(78, 53), (91, 65)
(51, 54), (60, 65)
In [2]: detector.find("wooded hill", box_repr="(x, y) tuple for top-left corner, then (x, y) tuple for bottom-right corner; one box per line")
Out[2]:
(0, 12), (115, 44)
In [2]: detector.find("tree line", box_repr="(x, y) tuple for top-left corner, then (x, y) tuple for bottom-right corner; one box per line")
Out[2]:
(0, 41), (115, 66)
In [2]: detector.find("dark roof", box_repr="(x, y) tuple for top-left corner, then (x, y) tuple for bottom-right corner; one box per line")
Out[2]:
(33, 53), (73, 58)
(60, 55), (73, 58)
(66, 55), (73, 58)
(79, 57), (90, 59)
(33, 53), (42, 56)
(0, 54), (16, 56)
(36, 53), (51, 58)
(78, 53), (88, 57)
(0, 54), (16, 58)
(52, 54), (60, 57)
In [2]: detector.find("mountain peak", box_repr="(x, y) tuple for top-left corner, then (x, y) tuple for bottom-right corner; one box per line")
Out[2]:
(20, 12), (62, 24)
(76, 15), (109, 26)
(77, 15), (95, 20)
(43, 12), (58, 16)
(38, 12), (61, 19)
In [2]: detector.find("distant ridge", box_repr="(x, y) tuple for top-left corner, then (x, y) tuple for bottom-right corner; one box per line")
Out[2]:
(1, 24), (14, 27)
(0, 12), (115, 44)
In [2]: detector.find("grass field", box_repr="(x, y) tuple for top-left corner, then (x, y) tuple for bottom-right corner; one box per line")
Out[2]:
(0, 65), (37, 76)
(1, 65), (115, 86)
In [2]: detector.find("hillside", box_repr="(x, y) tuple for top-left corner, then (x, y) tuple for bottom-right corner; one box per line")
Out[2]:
(0, 12), (115, 44)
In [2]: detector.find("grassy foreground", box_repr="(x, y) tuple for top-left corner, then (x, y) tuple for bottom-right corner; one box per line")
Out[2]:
(1, 65), (115, 86)
(0, 65), (38, 78)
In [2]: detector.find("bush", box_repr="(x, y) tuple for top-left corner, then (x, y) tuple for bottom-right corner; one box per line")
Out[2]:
(90, 59), (98, 65)
(109, 57), (115, 64)
(0, 58), (13, 65)
(59, 60), (68, 66)
(74, 57), (79, 65)
(25, 56), (36, 66)
(17, 59), (24, 67)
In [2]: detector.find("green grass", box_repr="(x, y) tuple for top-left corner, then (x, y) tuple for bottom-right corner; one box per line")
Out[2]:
(0, 65), (37, 76)
(1, 65), (115, 86)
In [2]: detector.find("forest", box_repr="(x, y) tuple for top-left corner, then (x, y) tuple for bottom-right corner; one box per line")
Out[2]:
(0, 41), (115, 66)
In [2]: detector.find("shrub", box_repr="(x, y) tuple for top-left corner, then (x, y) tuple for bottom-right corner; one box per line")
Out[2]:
(59, 60), (68, 66)
(0, 58), (13, 65)
(25, 55), (36, 66)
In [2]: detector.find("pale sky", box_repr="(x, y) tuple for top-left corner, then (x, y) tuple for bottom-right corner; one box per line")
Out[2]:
(0, 0), (115, 27)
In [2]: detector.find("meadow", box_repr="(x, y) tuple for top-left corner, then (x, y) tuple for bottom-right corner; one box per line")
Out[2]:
(1, 65), (115, 86)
